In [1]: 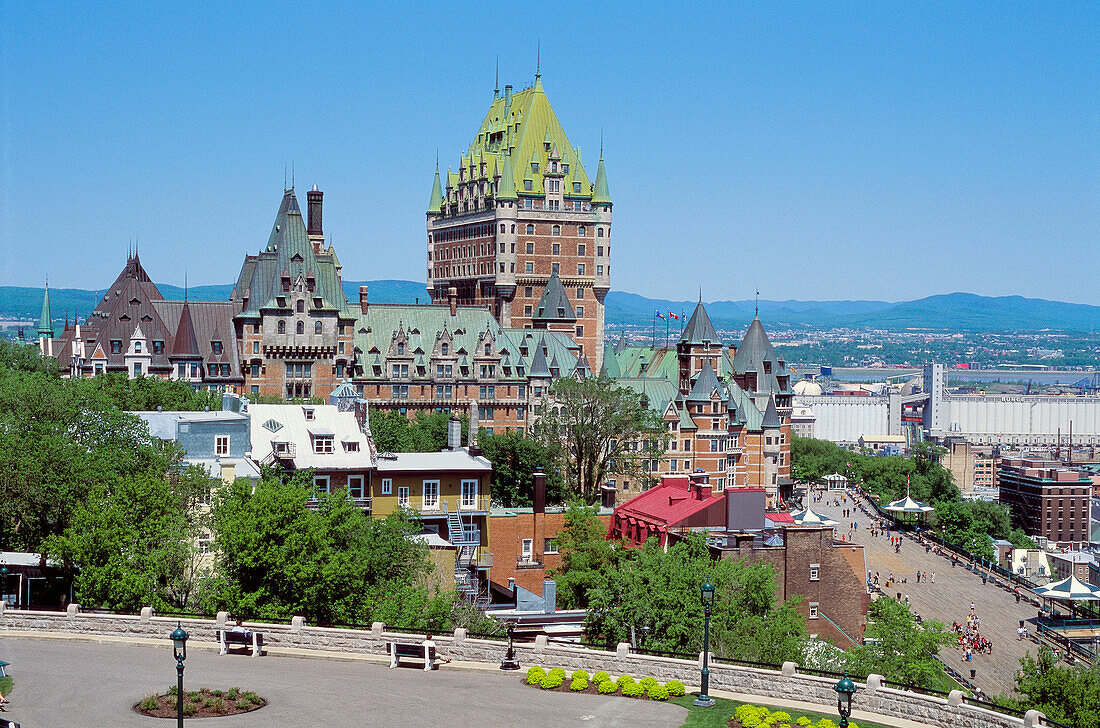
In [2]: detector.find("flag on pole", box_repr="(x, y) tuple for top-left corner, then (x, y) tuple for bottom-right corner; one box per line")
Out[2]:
(668, 311), (679, 319)
(655, 310), (664, 319)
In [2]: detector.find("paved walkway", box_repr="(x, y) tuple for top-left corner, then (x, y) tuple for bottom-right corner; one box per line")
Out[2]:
(0, 636), (688, 727)
(813, 492), (1039, 697)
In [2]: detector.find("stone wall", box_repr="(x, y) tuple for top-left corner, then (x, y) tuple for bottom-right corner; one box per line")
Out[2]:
(0, 605), (1043, 728)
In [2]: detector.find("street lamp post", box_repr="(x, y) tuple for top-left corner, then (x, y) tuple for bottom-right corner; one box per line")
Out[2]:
(0, 567), (8, 606)
(500, 621), (520, 670)
(834, 672), (857, 728)
(693, 581), (716, 708)
(170, 622), (188, 728)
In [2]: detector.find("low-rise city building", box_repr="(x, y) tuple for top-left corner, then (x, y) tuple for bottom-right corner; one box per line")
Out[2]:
(998, 458), (1092, 544)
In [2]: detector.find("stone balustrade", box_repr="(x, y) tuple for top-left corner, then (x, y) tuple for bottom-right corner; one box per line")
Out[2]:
(0, 605), (1045, 728)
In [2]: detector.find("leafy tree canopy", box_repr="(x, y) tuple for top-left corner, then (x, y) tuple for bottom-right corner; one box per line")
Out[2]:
(1011, 648), (1100, 728)
(843, 598), (958, 689)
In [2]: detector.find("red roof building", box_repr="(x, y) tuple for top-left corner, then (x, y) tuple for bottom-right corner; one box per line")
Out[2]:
(610, 473), (727, 548)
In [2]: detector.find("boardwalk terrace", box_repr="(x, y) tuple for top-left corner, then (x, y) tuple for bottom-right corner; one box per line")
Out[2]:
(998, 458), (1091, 544)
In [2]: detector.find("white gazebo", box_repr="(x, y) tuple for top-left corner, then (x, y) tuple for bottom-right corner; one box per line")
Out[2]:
(824, 473), (848, 491)
(1034, 575), (1100, 602)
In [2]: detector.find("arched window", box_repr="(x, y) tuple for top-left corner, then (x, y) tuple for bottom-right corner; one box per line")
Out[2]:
(499, 224), (505, 233)
(278, 320), (286, 334)
(578, 225), (586, 237)
(314, 321), (322, 334)
(296, 321), (304, 334)
(526, 223), (534, 234)
(552, 225), (561, 236)
(510, 224), (515, 233)
(597, 228), (605, 237)
(441, 343), (448, 355)
(296, 300), (304, 313)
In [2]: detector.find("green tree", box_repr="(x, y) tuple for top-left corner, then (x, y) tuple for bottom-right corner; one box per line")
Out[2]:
(70, 372), (222, 411)
(210, 472), (453, 626)
(844, 599), (957, 688)
(369, 409), (465, 453)
(548, 501), (625, 609)
(1012, 648), (1100, 728)
(45, 461), (213, 610)
(479, 429), (565, 507)
(583, 536), (806, 664)
(533, 377), (667, 502)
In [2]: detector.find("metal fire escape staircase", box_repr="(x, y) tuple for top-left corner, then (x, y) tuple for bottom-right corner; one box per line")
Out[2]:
(442, 500), (488, 607)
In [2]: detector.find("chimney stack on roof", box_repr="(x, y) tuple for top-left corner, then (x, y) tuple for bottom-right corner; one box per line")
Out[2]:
(359, 285), (369, 315)
(448, 286), (458, 316)
(307, 185), (324, 253)
(533, 470), (546, 514)
(447, 415), (462, 450)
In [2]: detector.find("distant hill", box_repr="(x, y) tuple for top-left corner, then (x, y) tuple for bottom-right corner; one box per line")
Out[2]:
(3, 280), (1097, 334)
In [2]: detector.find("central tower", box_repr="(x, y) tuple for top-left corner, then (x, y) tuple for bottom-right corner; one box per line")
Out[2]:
(426, 74), (611, 372)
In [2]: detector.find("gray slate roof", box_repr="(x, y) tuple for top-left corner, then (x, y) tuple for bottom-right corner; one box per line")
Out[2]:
(679, 301), (719, 345)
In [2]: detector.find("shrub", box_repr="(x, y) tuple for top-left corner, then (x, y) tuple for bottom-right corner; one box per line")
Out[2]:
(182, 701), (196, 717)
(796, 719), (812, 727)
(548, 667), (566, 679)
(616, 674), (635, 688)
(593, 671), (610, 684)
(570, 677), (589, 692)
(166, 685), (179, 696)
(736, 704), (768, 723)
(246, 692), (264, 705)
(665, 680), (686, 697)
(540, 673), (564, 689)
(211, 689), (224, 697)
(813, 720), (838, 728)
(203, 697), (215, 707)
(139, 695), (159, 711)
(647, 684), (669, 701)
(622, 681), (645, 697)
(639, 676), (658, 690)
(226, 687), (241, 700)
(212, 699), (227, 714)
(235, 699), (252, 710)
(526, 666), (546, 685)
(571, 669), (590, 681)
(597, 680), (618, 694)
(771, 712), (792, 725)
(187, 690), (201, 701)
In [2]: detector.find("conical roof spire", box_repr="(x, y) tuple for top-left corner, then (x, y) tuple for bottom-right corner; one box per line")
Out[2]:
(37, 279), (53, 338)
(761, 394), (781, 429)
(531, 272), (577, 322)
(427, 159), (444, 214)
(687, 360), (721, 403)
(679, 300), (719, 345)
(169, 301), (201, 358)
(497, 152), (518, 200)
(591, 152), (611, 204)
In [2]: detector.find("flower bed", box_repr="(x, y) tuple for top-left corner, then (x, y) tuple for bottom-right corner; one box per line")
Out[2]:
(523, 666), (682, 702)
(134, 686), (266, 718)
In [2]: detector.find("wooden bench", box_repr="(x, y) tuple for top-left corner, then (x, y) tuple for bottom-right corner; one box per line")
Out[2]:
(388, 641), (436, 671)
(217, 629), (263, 657)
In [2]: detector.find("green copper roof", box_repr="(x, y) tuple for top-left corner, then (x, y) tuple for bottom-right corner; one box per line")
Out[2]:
(591, 155), (611, 205)
(532, 272), (577, 322)
(37, 281), (53, 337)
(446, 79), (597, 201)
(686, 360), (721, 403)
(761, 394), (781, 429)
(679, 301), (720, 345)
(427, 168), (444, 214)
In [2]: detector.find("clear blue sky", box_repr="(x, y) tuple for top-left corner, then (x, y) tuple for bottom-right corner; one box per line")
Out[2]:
(1, 3), (1097, 304)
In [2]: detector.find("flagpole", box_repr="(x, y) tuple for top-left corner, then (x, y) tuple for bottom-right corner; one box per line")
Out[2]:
(652, 310), (657, 348)
(665, 315), (669, 349)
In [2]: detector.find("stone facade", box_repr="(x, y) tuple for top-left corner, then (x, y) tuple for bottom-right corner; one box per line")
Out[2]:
(0, 607), (1041, 728)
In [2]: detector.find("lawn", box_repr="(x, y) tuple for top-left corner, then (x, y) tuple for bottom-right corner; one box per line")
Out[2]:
(671, 695), (897, 728)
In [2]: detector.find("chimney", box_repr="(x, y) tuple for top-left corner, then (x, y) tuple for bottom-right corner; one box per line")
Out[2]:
(219, 460), (235, 485)
(447, 415), (462, 450)
(359, 285), (369, 315)
(504, 84), (513, 111)
(533, 471), (546, 514)
(468, 399), (480, 454)
(448, 286), (458, 316)
(307, 185), (323, 236)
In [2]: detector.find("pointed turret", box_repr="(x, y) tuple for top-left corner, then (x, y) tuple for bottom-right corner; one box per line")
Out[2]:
(37, 280), (54, 339)
(169, 301), (202, 358)
(497, 153), (518, 201)
(679, 301), (719, 345)
(761, 394), (781, 430)
(529, 343), (552, 379)
(686, 360), (721, 403)
(591, 154), (611, 205)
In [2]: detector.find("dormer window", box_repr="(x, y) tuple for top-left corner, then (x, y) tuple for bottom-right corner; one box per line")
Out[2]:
(343, 441), (360, 452)
(313, 434), (333, 454)
(531, 162), (539, 173)
(211, 341), (223, 355)
(441, 343), (448, 355)
(397, 342), (404, 355)
(111, 340), (122, 354)
(134, 342), (142, 353)
(303, 408), (315, 420)
(152, 340), (164, 354)
(297, 300), (305, 313)
(484, 344), (491, 356)
(524, 180), (533, 191)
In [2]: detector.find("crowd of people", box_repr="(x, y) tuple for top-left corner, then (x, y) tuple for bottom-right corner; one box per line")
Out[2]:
(952, 606), (993, 661)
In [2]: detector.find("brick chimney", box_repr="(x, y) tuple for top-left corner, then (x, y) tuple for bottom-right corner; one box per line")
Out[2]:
(307, 186), (323, 236)
(359, 285), (369, 315)
(448, 286), (458, 316)
(533, 470), (546, 567)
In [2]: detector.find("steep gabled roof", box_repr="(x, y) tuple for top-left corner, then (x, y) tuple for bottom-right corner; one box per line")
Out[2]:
(733, 315), (791, 395)
(679, 301), (719, 345)
(427, 167), (444, 214)
(528, 343), (551, 378)
(37, 281), (53, 337)
(590, 154), (611, 204)
(532, 272), (577, 322)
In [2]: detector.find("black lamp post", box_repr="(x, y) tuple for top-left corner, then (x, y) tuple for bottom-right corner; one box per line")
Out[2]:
(834, 672), (857, 728)
(500, 621), (520, 670)
(170, 622), (188, 727)
(693, 581), (716, 708)
(0, 567), (8, 605)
